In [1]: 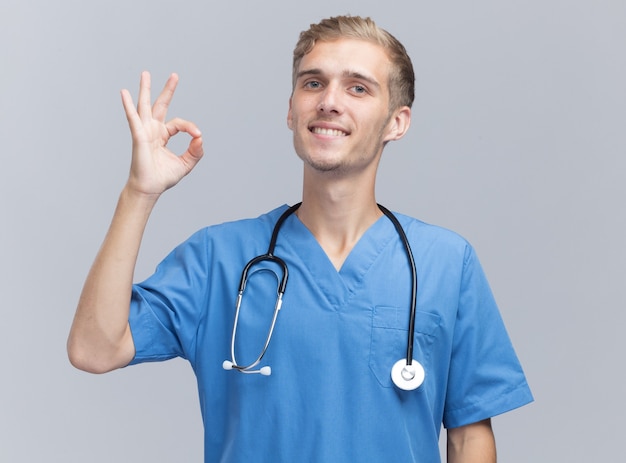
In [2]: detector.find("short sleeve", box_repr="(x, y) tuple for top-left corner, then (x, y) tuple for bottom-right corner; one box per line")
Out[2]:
(128, 229), (209, 367)
(443, 245), (533, 428)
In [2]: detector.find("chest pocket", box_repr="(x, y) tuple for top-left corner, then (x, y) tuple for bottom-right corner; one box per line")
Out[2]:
(369, 306), (441, 388)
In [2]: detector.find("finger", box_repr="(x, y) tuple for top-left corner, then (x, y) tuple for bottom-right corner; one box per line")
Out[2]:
(164, 118), (204, 171)
(120, 89), (142, 135)
(180, 135), (205, 172)
(136, 71), (152, 120)
(165, 117), (203, 139)
(152, 73), (179, 122)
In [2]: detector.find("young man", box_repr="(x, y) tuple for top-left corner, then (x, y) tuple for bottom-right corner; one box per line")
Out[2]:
(68, 16), (532, 462)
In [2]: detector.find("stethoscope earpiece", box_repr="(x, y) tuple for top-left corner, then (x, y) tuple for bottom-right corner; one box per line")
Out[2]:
(222, 360), (272, 376)
(391, 358), (425, 391)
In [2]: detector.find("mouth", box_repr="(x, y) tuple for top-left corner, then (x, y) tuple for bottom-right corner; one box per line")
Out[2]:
(309, 125), (349, 137)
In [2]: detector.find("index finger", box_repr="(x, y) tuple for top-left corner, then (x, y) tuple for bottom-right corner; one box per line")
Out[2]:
(152, 73), (179, 122)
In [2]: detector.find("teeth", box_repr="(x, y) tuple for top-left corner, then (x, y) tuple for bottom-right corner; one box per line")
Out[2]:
(312, 127), (347, 137)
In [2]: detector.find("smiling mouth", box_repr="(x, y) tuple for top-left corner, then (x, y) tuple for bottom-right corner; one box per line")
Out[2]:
(311, 127), (348, 137)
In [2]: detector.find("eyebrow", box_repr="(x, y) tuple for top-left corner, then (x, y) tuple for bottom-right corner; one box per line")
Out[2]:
(296, 68), (382, 89)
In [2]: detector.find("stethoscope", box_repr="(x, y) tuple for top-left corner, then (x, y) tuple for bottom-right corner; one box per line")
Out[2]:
(223, 203), (425, 391)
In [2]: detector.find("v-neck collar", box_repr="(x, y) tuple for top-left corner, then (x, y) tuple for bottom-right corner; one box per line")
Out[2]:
(279, 212), (397, 309)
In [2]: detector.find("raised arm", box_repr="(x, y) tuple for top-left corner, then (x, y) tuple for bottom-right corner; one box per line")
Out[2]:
(67, 72), (204, 373)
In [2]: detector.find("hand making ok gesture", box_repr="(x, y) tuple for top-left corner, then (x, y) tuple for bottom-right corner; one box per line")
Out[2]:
(120, 71), (204, 197)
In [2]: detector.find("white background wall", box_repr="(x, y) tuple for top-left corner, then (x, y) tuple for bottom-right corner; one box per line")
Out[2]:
(1, 0), (624, 461)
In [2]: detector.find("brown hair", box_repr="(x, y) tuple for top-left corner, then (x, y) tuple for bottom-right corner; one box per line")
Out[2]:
(292, 15), (415, 110)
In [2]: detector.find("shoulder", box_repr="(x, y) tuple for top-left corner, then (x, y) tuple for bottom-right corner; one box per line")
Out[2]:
(148, 205), (293, 274)
(207, 205), (289, 234)
(177, 205), (291, 255)
(391, 212), (474, 257)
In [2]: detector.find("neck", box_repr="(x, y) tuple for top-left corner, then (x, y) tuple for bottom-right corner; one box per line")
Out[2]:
(296, 167), (382, 270)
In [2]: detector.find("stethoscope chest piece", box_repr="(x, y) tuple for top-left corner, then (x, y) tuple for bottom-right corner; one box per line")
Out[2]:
(391, 358), (425, 391)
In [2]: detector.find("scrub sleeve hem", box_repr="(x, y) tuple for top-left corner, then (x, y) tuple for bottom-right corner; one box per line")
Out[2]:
(443, 381), (534, 429)
(127, 291), (179, 365)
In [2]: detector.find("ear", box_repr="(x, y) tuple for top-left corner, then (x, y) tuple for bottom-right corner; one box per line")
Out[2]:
(287, 97), (293, 130)
(383, 106), (411, 143)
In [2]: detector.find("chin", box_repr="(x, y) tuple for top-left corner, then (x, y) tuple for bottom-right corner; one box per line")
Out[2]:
(299, 153), (344, 172)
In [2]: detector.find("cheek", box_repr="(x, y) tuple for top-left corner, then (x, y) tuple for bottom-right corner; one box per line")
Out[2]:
(288, 114), (300, 133)
(288, 110), (308, 134)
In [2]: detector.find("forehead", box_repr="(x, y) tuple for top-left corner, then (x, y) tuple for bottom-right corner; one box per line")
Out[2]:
(297, 38), (392, 85)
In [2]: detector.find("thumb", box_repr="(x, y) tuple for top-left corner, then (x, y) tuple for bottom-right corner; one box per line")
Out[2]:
(180, 135), (204, 173)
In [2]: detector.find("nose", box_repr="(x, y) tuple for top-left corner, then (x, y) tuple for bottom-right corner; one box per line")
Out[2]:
(317, 84), (343, 115)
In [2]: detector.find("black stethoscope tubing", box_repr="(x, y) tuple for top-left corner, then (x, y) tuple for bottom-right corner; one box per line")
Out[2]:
(225, 202), (422, 389)
(376, 203), (418, 368)
(236, 202), (302, 308)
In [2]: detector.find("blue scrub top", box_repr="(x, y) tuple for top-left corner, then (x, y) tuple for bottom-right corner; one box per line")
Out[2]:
(129, 205), (533, 462)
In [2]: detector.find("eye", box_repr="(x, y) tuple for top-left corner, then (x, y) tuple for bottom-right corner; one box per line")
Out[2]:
(350, 85), (367, 95)
(304, 80), (322, 89)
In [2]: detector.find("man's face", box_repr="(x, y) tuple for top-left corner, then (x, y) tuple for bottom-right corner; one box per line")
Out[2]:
(288, 38), (408, 177)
